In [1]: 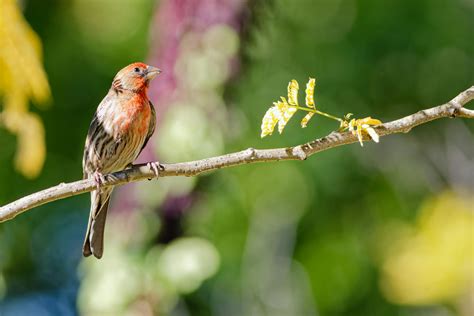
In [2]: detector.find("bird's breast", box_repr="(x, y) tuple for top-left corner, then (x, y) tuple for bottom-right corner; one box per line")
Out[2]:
(112, 95), (151, 138)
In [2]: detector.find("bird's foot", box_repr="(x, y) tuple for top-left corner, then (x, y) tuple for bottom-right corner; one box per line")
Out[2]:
(147, 161), (163, 180)
(93, 171), (106, 192)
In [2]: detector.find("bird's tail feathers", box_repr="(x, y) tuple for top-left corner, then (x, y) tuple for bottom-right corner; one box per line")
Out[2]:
(83, 188), (112, 259)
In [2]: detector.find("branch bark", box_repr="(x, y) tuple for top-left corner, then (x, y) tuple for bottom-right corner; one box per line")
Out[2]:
(1, 86), (473, 222)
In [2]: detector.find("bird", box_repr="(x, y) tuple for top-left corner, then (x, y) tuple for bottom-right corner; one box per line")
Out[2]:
(82, 62), (161, 259)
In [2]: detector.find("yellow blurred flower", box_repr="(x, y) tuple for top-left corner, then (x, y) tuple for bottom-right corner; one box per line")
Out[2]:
(0, 0), (51, 178)
(379, 191), (474, 307)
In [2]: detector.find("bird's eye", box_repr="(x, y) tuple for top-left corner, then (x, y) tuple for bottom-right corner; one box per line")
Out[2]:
(134, 67), (140, 73)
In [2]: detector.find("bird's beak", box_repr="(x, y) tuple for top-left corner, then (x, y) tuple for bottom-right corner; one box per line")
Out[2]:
(145, 66), (162, 80)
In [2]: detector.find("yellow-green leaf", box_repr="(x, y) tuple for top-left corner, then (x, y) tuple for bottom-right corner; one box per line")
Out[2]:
(305, 78), (315, 108)
(261, 106), (280, 137)
(278, 105), (297, 134)
(364, 126), (379, 143)
(287, 80), (299, 106)
(301, 112), (315, 128)
(358, 117), (382, 126)
(347, 116), (383, 147)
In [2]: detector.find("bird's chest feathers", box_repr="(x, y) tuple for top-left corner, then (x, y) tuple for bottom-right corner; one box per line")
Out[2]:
(105, 93), (150, 139)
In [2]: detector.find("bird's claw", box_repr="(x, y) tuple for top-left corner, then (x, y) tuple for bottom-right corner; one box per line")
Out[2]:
(93, 171), (106, 192)
(147, 162), (163, 180)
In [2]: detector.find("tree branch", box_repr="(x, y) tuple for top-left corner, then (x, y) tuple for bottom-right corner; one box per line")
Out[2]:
(1, 86), (473, 222)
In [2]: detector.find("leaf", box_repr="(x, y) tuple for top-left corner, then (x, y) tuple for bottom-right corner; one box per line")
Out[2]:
(348, 118), (356, 132)
(287, 80), (299, 106)
(364, 125), (379, 143)
(260, 77), (326, 137)
(260, 105), (280, 138)
(347, 117), (382, 147)
(277, 103), (297, 134)
(356, 123), (364, 146)
(358, 117), (382, 126)
(301, 112), (315, 128)
(305, 78), (316, 108)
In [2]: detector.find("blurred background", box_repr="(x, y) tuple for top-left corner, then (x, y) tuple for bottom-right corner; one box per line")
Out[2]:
(0, 0), (473, 315)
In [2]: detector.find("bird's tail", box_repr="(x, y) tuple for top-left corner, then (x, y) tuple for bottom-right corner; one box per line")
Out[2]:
(83, 188), (112, 259)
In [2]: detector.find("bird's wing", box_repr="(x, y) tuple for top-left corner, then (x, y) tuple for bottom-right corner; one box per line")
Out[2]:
(137, 100), (156, 157)
(82, 94), (114, 179)
(82, 112), (100, 179)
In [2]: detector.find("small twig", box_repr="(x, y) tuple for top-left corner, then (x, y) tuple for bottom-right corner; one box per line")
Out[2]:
(1, 86), (473, 222)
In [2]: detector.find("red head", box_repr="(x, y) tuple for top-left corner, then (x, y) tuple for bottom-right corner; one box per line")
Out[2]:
(112, 62), (161, 92)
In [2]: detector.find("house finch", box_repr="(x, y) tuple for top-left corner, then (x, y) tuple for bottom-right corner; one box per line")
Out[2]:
(82, 62), (161, 259)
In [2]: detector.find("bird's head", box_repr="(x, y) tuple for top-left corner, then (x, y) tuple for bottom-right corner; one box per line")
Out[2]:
(112, 62), (161, 92)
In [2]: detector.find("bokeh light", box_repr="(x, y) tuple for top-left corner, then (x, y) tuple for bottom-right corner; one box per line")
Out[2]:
(379, 191), (473, 305)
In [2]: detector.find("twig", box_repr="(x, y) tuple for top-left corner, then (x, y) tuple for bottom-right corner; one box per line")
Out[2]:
(1, 86), (473, 222)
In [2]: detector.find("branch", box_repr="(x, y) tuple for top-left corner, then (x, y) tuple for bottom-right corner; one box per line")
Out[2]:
(1, 86), (473, 222)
